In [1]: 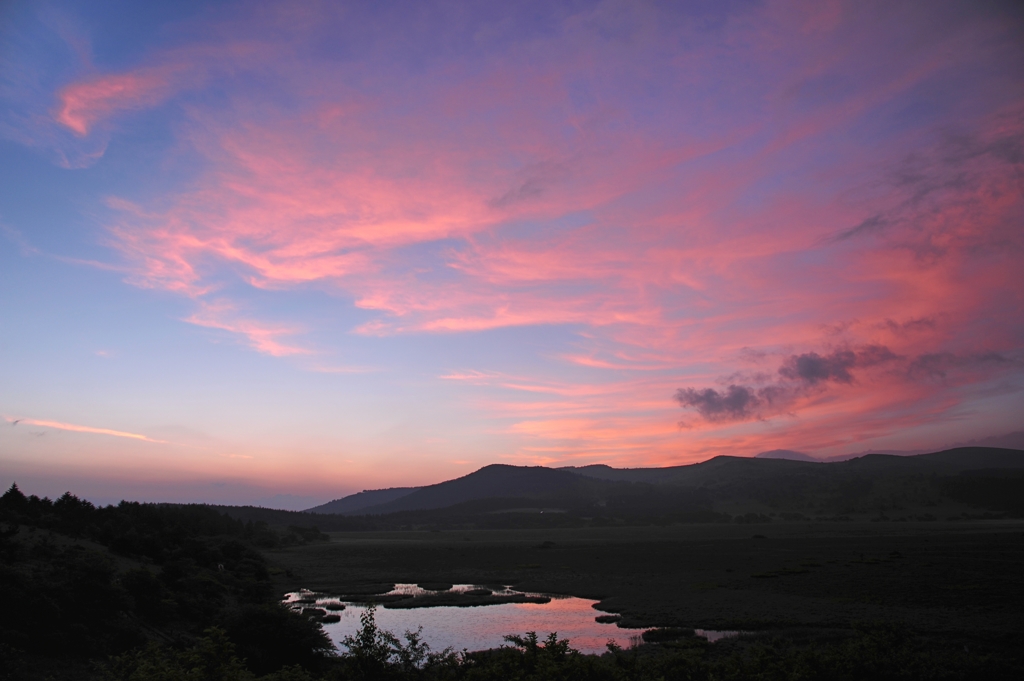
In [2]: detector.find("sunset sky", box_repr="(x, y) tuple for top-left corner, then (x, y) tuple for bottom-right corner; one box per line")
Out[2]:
(2, 0), (1022, 508)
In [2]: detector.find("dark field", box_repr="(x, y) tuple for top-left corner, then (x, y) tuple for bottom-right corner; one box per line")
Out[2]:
(269, 521), (1024, 638)
(6, 452), (1024, 679)
(4, 480), (1024, 679)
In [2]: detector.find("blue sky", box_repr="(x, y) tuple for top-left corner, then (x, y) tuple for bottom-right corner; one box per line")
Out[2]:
(2, 0), (1022, 508)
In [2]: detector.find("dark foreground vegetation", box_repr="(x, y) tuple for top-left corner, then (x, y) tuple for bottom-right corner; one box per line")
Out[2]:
(80, 606), (1024, 681)
(0, 484), (335, 680)
(2, 447), (1023, 680)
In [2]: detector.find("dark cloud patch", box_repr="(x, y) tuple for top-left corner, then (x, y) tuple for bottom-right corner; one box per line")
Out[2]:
(738, 347), (769, 363)
(821, 319), (857, 336)
(674, 382), (796, 423)
(677, 345), (902, 423)
(856, 345), (902, 365)
(778, 345), (900, 385)
(907, 351), (1011, 380)
(937, 128), (1024, 167)
(756, 384), (791, 406)
(779, 350), (856, 384)
(827, 109), (1024, 256)
(488, 161), (568, 208)
(676, 344), (1015, 424)
(835, 214), (889, 242)
(674, 385), (764, 422)
(722, 369), (773, 385)
(890, 125), (1024, 204)
(489, 177), (546, 208)
(881, 317), (936, 334)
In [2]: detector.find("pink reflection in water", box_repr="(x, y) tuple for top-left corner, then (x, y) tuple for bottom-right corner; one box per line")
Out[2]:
(288, 586), (645, 655)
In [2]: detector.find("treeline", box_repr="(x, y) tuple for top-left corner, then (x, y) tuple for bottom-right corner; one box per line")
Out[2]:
(0, 486), (328, 553)
(0, 484), (331, 681)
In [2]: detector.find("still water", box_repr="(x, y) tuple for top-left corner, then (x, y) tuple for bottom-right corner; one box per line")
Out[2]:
(285, 584), (646, 655)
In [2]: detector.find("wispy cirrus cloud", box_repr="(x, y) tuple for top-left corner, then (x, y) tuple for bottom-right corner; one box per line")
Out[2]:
(54, 65), (183, 136)
(6, 416), (166, 443)
(183, 300), (311, 357)
(11, 0), (1023, 462)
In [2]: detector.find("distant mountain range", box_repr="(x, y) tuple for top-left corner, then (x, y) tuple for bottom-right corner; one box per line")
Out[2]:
(754, 449), (819, 461)
(753, 431), (1024, 462)
(956, 430), (1024, 450)
(298, 446), (1024, 526)
(753, 448), (926, 462)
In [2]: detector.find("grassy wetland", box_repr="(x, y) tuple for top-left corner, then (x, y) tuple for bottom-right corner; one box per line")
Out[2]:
(3, 448), (1024, 680)
(266, 521), (1024, 639)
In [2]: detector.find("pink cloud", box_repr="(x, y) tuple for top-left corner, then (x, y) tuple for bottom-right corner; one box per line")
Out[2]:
(43, 1), (1024, 457)
(6, 416), (166, 443)
(55, 66), (181, 136)
(184, 300), (311, 357)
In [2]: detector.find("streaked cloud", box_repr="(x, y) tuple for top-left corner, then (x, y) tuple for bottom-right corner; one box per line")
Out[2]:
(183, 300), (311, 357)
(81, 0), (1023, 457)
(6, 417), (166, 443)
(1, 0), (1021, 487)
(55, 66), (180, 136)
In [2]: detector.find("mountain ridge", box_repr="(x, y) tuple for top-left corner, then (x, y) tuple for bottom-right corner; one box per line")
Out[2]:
(303, 447), (1024, 519)
(350, 464), (588, 515)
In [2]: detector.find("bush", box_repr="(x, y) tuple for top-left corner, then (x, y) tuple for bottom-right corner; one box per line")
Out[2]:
(222, 604), (335, 676)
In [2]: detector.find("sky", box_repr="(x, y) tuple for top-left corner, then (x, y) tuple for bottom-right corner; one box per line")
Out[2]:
(1, 0), (1022, 509)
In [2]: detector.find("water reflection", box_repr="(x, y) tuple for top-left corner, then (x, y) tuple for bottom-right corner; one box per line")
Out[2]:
(284, 585), (645, 655)
(385, 584), (522, 597)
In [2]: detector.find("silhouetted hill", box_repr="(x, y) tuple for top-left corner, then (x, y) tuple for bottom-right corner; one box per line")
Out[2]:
(914, 446), (1024, 470)
(213, 447), (1024, 530)
(557, 463), (665, 484)
(956, 430), (1024, 451)
(822, 449), (928, 461)
(306, 487), (420, 514)
(356, 465), (589, 514)
(565, 447), (1024, 485)
(564, 455), (818, 486)
(372, 447), (1024, 524)
(755, 449), (817, 461)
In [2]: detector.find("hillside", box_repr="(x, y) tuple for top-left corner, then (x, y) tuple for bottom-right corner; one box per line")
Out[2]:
(754, 449), (817, 461)
(353, 464), (592, 514)
(276, 447), (1024, 529)
(306, 486), (420, 515)
(563, 446), (1024, 484)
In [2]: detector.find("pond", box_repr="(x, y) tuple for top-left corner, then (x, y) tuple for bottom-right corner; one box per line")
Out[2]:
(284, 584), (646, 655)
